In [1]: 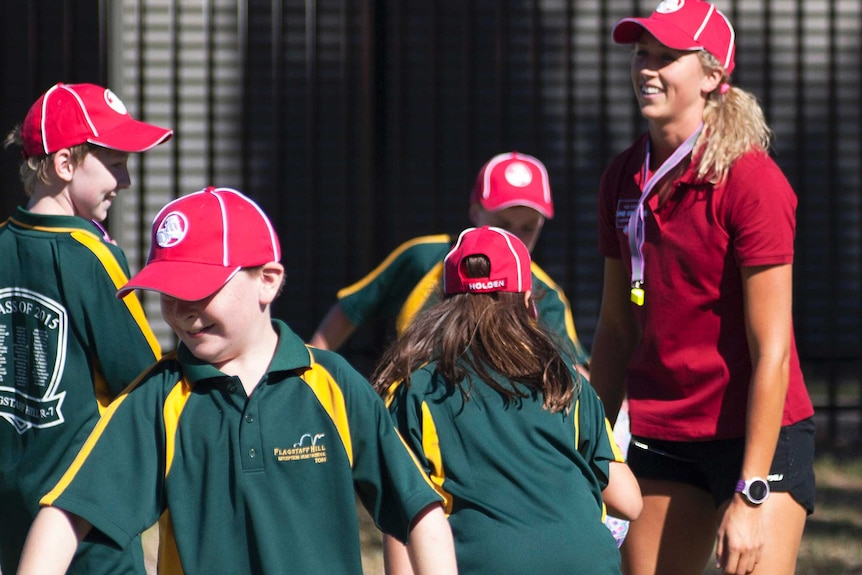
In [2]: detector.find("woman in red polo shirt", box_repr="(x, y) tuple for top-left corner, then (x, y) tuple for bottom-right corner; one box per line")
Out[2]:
(590, 2), (816, 574)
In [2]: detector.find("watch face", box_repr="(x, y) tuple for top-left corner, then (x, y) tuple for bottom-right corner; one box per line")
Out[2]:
(748, 479), (769, 503)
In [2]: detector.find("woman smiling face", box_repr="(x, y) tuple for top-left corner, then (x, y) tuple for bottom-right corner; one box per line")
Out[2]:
(630, 32), (720, 136)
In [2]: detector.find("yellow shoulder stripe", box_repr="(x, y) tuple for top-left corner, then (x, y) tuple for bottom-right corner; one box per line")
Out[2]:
(395, 262), (443, 335)
(337, 234), (451, 299)
(163, 378), (193, 478)
(393, 425), (442, 502)
(70, 230), (161, 358)
(301, 353), (354, 466)
(530, 261), (579, 347)
(605, 416), (625, 462)
(382, 379), (404, 408)
(573, 398), (581, 449)
(365, 376), (445, 509)
(420, 401), (453, 514)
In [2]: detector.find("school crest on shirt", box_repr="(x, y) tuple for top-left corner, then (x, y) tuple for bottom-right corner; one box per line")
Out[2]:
(0, 288), (67, 434)
(655, 0), (685, 14)
(273, 432), (328, 464)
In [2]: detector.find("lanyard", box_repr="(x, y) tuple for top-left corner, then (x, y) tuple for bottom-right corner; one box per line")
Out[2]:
(627, 124), (702, 306)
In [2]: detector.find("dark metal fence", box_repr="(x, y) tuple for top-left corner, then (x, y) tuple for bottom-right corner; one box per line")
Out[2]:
(2, 0), (859, 451)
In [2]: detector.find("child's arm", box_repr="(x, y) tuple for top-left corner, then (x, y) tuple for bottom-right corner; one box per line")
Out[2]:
(18, 506), (92, 574)
(309, 302), (356, 350)
(384, 533), (415, 575)
(603, 460), (642, 521)
(404, 503), (458, 575)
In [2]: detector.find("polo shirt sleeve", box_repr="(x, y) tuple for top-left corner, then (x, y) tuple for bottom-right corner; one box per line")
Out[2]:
(384, 371), (451, 511)
(574, 377), (620, 489)
(331, 357), (442, 543)
(597, 137), (646, 261)
(337, 236), (449, 326)
(598, 156), (627, 260)
(531, 265), (590, 366)
(41, 366), (170, 549)
(385, 375), (431, 466)
(722, 152), (797, 267)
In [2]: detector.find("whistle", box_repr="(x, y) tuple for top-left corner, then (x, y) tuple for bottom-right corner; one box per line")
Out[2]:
(630, 283), (644, 306)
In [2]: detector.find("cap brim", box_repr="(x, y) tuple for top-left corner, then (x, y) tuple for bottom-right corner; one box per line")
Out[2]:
(612, 18), (704, 52)
(90, 119), (173, 153)
(481, 198), (553, 219)
(117, 261), (239, 301)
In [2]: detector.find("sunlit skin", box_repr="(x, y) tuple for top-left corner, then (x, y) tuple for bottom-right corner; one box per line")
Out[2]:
(160, 264), (284, 393)
(27, 147), (132, 222)
(469, 204), (545, 252)
(631, 33), (720, 161)
(66, 148), (130, 221)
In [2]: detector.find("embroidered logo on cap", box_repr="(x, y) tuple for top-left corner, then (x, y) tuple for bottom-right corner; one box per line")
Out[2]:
(156, 212), (189, 248)
(103, 89), (128, 115)
(504, 161), (533, 187)
(656, 0), (685, 13)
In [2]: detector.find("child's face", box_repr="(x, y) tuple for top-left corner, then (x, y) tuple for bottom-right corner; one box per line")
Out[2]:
(159, 264), (283, 372)
(67, 147), (131, 222)
(470, 205), (545, 252)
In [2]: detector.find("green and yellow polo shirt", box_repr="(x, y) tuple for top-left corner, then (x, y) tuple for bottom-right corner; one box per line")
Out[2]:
(337, 234), (590, 366)
(385, 362), (622, 575)
(43, 320), (441, 575)
(1, 207), (160, 575)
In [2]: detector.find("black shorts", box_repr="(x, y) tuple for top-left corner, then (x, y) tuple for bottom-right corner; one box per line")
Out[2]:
(626, 417), (816, 514)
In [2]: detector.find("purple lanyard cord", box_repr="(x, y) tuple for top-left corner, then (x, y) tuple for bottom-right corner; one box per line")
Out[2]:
(627, 124), (703, 306)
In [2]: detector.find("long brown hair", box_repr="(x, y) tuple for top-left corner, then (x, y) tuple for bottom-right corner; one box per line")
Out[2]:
(371, 254), (577, 413)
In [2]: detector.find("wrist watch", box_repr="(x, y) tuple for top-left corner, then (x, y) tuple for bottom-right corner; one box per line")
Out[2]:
(735, 477), (770, 505)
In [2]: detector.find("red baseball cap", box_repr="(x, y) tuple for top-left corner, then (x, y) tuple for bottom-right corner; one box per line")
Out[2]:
(118, 187), (281, 301)
(612, 0), (736, 75)
(21, 83), (173, 158)
(470, 151), (554, 219)
(444, 226), (532, 295)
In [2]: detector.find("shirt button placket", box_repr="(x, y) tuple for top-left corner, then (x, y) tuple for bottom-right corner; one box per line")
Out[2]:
(239, 395), (264, 471)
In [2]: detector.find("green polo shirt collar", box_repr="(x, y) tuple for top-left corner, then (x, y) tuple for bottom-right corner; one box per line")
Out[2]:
(177, 319), (312, 385)
(12, 206), (106, 236)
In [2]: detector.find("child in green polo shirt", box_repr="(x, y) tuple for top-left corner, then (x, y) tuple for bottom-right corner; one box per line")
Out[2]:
(372, 226), (641, 575)
(1, 82), (172, 575)
(311, 151), (635, 547)
(17, 187), (457, 575)
(310, 151), (590, 371)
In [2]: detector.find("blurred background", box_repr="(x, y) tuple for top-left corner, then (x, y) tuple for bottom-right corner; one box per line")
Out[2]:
(1, 0), (859, 451)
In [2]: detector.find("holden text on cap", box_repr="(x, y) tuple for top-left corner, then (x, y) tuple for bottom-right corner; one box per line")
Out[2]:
(468, 279), (506, 291)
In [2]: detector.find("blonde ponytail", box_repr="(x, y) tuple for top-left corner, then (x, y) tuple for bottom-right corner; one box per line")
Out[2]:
(692, 51), (773, 184)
